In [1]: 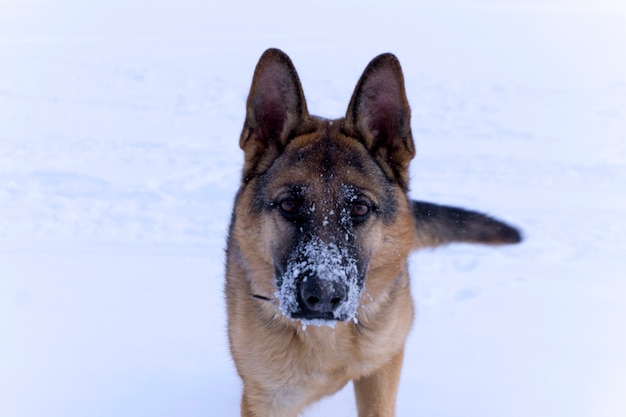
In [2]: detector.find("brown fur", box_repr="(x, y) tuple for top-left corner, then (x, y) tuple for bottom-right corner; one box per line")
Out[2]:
(225, 48), (521, 417)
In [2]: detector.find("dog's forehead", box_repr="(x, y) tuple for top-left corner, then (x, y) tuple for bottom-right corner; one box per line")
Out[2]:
(269, 121), (387, 193)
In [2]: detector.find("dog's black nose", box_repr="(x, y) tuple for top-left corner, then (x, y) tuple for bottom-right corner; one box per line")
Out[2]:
(298, 276), (347, 319)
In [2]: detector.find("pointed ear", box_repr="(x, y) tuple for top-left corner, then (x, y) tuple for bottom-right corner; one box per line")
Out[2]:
(344, 53), (415, 190)
(240, 48), (310, 176)
(411, 201), (522, 249)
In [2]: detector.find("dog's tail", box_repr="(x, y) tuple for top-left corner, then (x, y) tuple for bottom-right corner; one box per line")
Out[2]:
(411, 200), (522, 249)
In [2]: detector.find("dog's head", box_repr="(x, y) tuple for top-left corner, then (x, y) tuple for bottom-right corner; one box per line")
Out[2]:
(233, 49), (521, 325)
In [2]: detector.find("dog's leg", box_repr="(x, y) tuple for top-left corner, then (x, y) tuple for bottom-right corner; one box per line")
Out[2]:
(240, 390), (254, 417)
(240, 385), (303, 417)
(353, 348), (404, 417)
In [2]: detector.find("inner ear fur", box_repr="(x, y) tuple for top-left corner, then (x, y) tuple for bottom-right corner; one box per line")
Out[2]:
(240, 48), (312, 176)
(344, 53), (415, 191)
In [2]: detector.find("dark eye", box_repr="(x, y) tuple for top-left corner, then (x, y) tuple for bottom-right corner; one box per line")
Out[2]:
(280, 199), (297, 214)
(351, 201), (371, 218)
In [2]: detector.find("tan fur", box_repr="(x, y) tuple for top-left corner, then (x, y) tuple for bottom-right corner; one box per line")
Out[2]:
(227, 122), (414, 416)
(225, 49), (521, 417)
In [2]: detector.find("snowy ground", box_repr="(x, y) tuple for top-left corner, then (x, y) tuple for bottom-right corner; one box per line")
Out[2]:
(2, 1), (626, 416)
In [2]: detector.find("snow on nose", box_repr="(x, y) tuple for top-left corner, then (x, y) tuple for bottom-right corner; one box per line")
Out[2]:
(276, 237), (362, 322)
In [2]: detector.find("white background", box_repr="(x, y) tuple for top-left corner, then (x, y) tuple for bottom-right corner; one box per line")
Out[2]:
(1, 1), (626, 416)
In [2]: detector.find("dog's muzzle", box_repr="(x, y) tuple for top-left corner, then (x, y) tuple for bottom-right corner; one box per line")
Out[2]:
(275, 238), (362, 323)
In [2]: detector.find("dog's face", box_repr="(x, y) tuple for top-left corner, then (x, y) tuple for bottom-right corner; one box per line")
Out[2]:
(234, 49), (416, 324)
(259, 124), (413, 322)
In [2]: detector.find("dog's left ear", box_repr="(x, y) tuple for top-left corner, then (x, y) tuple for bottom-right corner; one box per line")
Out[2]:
(344, 53), (415, 191)
(240, 48), (311, 177)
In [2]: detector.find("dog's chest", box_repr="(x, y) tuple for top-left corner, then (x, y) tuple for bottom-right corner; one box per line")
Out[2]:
(295, 323), (402, 378)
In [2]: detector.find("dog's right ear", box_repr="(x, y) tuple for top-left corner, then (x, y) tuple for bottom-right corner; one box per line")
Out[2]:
(240, 48), (311, 177)
(343, 53), (415, 191)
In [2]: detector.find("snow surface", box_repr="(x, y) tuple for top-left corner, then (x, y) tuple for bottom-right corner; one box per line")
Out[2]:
(2, 1), (626, 416)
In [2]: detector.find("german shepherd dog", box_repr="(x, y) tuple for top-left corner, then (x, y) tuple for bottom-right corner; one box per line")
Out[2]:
(226, 48), (521, 417)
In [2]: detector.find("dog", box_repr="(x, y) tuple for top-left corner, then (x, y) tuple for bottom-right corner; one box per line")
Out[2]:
(225, 48), (522, 417)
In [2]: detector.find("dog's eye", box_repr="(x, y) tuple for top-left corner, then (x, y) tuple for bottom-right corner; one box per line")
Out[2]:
(351, 201), (371, 218)
(274, 195), (307, 224)
(280, 199), (297, 214)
